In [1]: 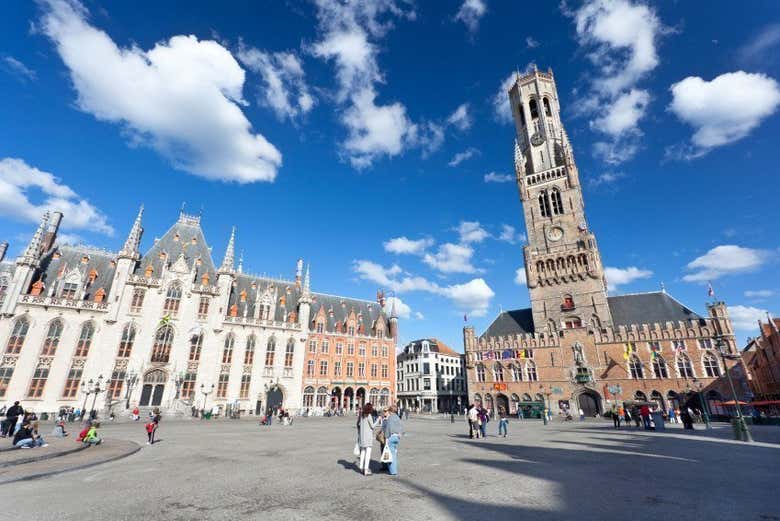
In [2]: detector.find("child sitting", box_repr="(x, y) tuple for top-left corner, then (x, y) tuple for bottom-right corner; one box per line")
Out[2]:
(83, 422), (102, 446)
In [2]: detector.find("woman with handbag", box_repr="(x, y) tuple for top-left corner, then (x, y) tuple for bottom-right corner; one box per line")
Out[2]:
(357, 403), (376, 476)
(381, 405), (404, 476)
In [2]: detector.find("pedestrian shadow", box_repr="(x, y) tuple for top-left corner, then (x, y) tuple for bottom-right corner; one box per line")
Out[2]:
(336, 459), (359, 473)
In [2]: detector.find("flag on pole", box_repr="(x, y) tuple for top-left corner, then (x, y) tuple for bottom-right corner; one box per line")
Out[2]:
(707, 282), (715, 298)
(464, 313), (468, 323)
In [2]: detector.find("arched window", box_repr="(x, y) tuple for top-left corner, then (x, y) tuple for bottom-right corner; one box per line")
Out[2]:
(27, 362), (50, 398)
(529, 98), (539, 119)
(303, 386), (315, 407)
(0, 276), (8, 307)
(380, 388), (390, 407)
(703, 352), (720, 377)
(563, 317), (582, 329)
(130, 287), (145, 313)
(317, 386), (329, 407)
(517, 103), (526, 125)
(525, 360), (538, 381)
(369, 388), (380, 404)
(222, 334), (234, 364)
(629, 355), (644, 379)
(6, 317), (30, 354)
(244, 335), (256, 365)
(538, 191), (551, 217)
(551, 189), (564, 215)
(476, 364), (486, 383)
(41, 319), (64, 356)
(522, 393), (533, 402)
(511, 364), (523, 382)
(543, 97), (552, 117)
(74, 321), (95, 357)
(284, 338), (295, 368)
(652, 355), (668, 378)
(265, 337), (276, 367)
(677, 353), (694, 378)
(494, 363), (504, 382)
(117, 323), (136, 358)
(163, 283), (182, 316)
(189, 332), (203, 361)
(634, 390), (647, 401)
(151, 325), (174, 363)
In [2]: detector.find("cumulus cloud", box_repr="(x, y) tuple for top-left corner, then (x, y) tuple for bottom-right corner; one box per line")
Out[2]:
(454, 0), (487, 34)
(383, 295), (411, 319)
(484, 171), (513, 183)
(0, 158), (113, 235)
(447, 103), (472, 131)
(414, 311), (425, 320)
(728, 305), (768, 332)
(498, 224), (523, 244)
(1, 56), (36, 82)
(39, 0), (282, 183)
(352, 260), (494, 316)
(605, 265), (652, 291)
(492, 73), (516, 123)
(590, 88), (650, 136)
(423, 243), (477, 274)
(668, 71), (780, 158)
(683, 245), (769, 282)
(514, 267), (527, 286)
(237, 45), (314, 120)
(383, 236), (433, 255)
(448, 147), (479, 167)
(456, 221), (490, 243)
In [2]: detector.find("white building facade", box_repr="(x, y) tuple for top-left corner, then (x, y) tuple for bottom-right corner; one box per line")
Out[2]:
(0, 209), (392, 417)
(396, 338), (467, 414)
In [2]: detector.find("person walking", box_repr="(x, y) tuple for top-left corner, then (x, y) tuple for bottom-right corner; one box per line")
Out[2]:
(382, 405), (404, 476)
(680, 408), (694, 430)
(467, 404), (479, 438)
(613, 405), (623, 429)
(357, 403), (376, 476)
(640, 404), (652, 430)
(497, 407), (509, 437)
(478, 407), (488, 438)
(668, 407), (677, 424)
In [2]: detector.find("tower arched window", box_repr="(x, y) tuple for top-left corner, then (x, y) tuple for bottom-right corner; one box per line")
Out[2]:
(703, 352), (720, 377)
(494, 363), (504, 382)
(163, 283), (182, 317)
(151, 325), (174, 363)
(677, 353), (694, 378)
(629, 355), (644, 379)
(538, 191), (551, 217)
(511, 363), (523, 382)
(543, 97), (552, 117)
(74, 321), (95, 357)
(117, 323), (136, 358)
(6, 317), (30, 354)
(551, 189), (564, 215)
(518, 103), (526, 125)
(529, 98), (539, 119)
(476, 364), (486, 383)
(525, 361), (538, 381)
(222, 334), (234, 364)
(41, 319), (64, 356)
(284, 338), (295, 368)
(652, 355), (668, 378)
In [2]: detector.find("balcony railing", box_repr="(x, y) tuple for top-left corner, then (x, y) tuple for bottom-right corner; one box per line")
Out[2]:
(19, 294), (109, 312)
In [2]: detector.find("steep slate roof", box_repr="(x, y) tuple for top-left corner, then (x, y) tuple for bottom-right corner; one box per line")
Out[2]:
(309, 293), (389, 339)
(227, 273), (301, 322)
(136, 217), (216, 283)
(481, 308), (535, 339)
(402, 338), (461, 356)
(608, 292), (704, 326)
(34, 245), (117, 301)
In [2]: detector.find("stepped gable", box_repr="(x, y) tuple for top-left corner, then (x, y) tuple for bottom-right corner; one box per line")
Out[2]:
(607, 291), (704, 327)
(34, 245), (117, 301)
(480, 308), (535, 340)
(136, 214), (216, 282)
(310, 293), (387, 338)
(226, 273), (301, 321)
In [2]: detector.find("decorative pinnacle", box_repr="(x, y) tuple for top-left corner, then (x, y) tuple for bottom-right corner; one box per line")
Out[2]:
(303, 264), (311, 294)
(514, 139), (525, 176)
(220, 226), (236, 273)
(119, 204), (144, 259)
(18, 212), (49, 265)
(389, 296), (398, 320)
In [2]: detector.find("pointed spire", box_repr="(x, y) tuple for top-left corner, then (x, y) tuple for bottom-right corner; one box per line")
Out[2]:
(219, 226), (236, 273)
(18, 212), (49, 266)
(389, 296), (398, 320)
(119, 205), (144, 259)
(303, 264), (311, 295)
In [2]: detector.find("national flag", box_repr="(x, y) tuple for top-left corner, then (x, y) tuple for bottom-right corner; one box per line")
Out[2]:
(158, 314), (171, 327)
(623, 344), (631, 360)
(707, 282), (715, 298)
(464, 313), (468, 323)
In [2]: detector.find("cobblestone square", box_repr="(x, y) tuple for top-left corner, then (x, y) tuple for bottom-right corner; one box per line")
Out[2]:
(3, 417), (778, 521)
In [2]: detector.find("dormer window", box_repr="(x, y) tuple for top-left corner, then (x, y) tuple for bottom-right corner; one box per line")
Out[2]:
(316, 322), (324, 333)
(61, 282), (78, 300)
(144, 265), (154, 278)
(562, 295), (574, 311)
(94, 288), (106, 303)
(201, 273), (209, 285)
(88, 269), (98, 284)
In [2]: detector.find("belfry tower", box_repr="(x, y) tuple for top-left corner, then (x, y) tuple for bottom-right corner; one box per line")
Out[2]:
(510, 67), (612, 333)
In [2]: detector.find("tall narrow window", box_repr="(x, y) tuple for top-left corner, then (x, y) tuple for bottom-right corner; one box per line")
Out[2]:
(677, 353), (694, 378)
(518, 103), (526, 125)
(239, 374), (251, 399)
(494, 363), (504, 382)
(511, 364), (523, 381)
(476, 364), (486, 383)
(653, 355), (669, 378)
(265, 337), (276, 367)
(108, 368), (126, 399)
(551, 189), (564, 215)
(216, 373), (229, 398)
(62, 367), (82, 398)
(130, 288), (145, 313)
(222, 334), (234, 364)
(370, 363), (378, 378)
(543, 97), (552, 116)
(0, 276), (8, 307)
(285, 339), (295, 368)
(74, 322), (95, 358)
(307, 360), (315, 377)
(529, 98), (539, 119)
(382, 364), (388, 378)
(197, 296), (210, 319)
(320, 360), (329, 376)
(538, 191), (551, 217)
(27, 364), (50, 398)
(61, 282), (78, 300)
(117, 323), (136, 358)
(346, 362), (354, 377)
(703, 352), (720, 377)
(244, 335), (255, 365)
(6, 317), (30, 354)
(629, 355), (644, 379)
(163, 283), (182, 317)
(189, 333), (203, 362)
(334, 361), (342, 376)
(181, 372), (197, 399)
(525, 361), (538, 381)
(358, 362), (365, 377)
(303, 386), (315, 407)
(151, 325), (174, 363)
(0, 367), (14, 397)
(41, 319), (64, 356)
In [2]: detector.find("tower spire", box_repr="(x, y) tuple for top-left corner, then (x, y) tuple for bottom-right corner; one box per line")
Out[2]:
(303, 263), (311, 297)
(18, 212), (49, 266)
(219, 226), (236, 273)
(119, 205), (144, 259)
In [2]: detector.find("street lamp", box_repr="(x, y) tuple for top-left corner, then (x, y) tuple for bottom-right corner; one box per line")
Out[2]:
(686, 378), (712, 429)
(200, 383), (214, 418)
(80, 379), (92, 420)
(89, 375), (106, 419)
(716, 336), (753, 442)
(124, 371), (138, 409)
(174, 372), (185, 399)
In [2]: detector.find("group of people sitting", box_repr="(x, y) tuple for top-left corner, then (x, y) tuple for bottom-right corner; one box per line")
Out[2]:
(260, 408), (293, 426)
(1, 401), (48, 449)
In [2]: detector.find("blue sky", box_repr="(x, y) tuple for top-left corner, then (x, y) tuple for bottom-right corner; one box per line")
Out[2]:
(1, 0), (779, 349)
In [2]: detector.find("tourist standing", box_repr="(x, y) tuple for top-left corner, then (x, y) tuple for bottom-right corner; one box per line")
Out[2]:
(640, 404), (652, 430)
(382, 405), (404, 475)
(467, 404), (478, 438)
(132, 406), (140, 421)
(668, 407), (677, 424)
(478, 407), (488, 438)
(3, 401), (24, 437)
(613, 405), (623, 429)
(680, 408), (694, 430)
(357, 403), (376, 476)
(497, 407), (509, 437)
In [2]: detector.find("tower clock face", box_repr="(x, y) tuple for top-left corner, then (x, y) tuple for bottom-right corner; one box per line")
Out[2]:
(547, 226), (564, 241)
(530, 132), (545, 146)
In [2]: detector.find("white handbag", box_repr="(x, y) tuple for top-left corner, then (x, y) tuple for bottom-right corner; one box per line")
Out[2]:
(353, 442), (360, 457)
(380, 443), (393, 463)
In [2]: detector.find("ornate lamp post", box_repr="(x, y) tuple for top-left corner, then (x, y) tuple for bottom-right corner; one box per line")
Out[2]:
(124, 371), (138, 409)
(686, 378), (712, 429)
(88, 375), (106, 420)
(174, 372), (185, 399)
(716, 336), (753, 442)
(200, 383), (214, 418)
(80, 379), (92, 420)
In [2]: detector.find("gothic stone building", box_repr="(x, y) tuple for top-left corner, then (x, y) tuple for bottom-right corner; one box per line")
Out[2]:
(0, 209), (396, 416)
(463, 68), (739, 417)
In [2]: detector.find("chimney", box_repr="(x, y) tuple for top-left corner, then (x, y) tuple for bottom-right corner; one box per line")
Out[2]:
(0, 241), (7, 263)
(42, 211), (64, 253)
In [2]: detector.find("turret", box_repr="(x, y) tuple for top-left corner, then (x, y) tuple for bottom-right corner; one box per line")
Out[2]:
(17, 212), (49, 267)
(1, 212), (49, 315)
(297, 263), (312, 328)
(108, 205), (144, 322)
(389, 297), (399, 343)
(41, 211), (63, 252)
(219, 227), (236, 274)
(118, 205), (144, 260)
(215, 227), (236, 327)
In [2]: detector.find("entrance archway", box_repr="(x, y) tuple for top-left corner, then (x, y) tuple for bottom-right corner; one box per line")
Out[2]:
(331, 387), (342, 410)
(356, 387), (366, 409)
(140, 369), (166, 406)
(266, 386), (283, 415)
(496, 393), (510, 414)
(577, 390), (601, 417)
(343, 387), (354, 410)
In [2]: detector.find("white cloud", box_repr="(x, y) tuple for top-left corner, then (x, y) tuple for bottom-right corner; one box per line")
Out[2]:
(668, 71), (780, 157)
(683, 245), (769, 282)
(2, 56), (36, 82)
(447, 103), (472, 131)
(414, 311), (425, 320)
(454, 0), (487, 34)
(590, 88), (650, 136)
(738, 24), (780, 64)
(352, 260), (494, 316)
(592, 140), (639, 165)
(415, 121), (446, 158)
(56, 232), (85, 245)
(498, 224), (523, 244)
(589, 171), (625, 186)
(745, 290), (774, 299)
(526, 36), (539, 49)
(237, 45), (314, 120)
(448, 147), (479, 167)
(0, 158), (113, 235)
(40, 0), (282, 183)
(383, 236), (433, 255)
(423, 243), (477, 274)
(605, 266), (652, 291)
(383, 296), (411, 319)
(728, 305), (768, 332)
(492, 72), (516, 123)
(456, 221), (489, 243)
(514, 267), (527, 286)
(484, 171), (513, 183)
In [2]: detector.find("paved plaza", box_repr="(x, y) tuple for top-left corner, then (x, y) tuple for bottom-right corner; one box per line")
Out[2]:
(2, 417), (778, 521)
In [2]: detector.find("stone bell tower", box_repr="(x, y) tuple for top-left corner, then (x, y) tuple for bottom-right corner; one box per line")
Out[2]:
(509, 67), (612, 333)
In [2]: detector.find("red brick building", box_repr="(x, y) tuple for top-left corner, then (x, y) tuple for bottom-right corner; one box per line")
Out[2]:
(742, 317), (780, 400)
